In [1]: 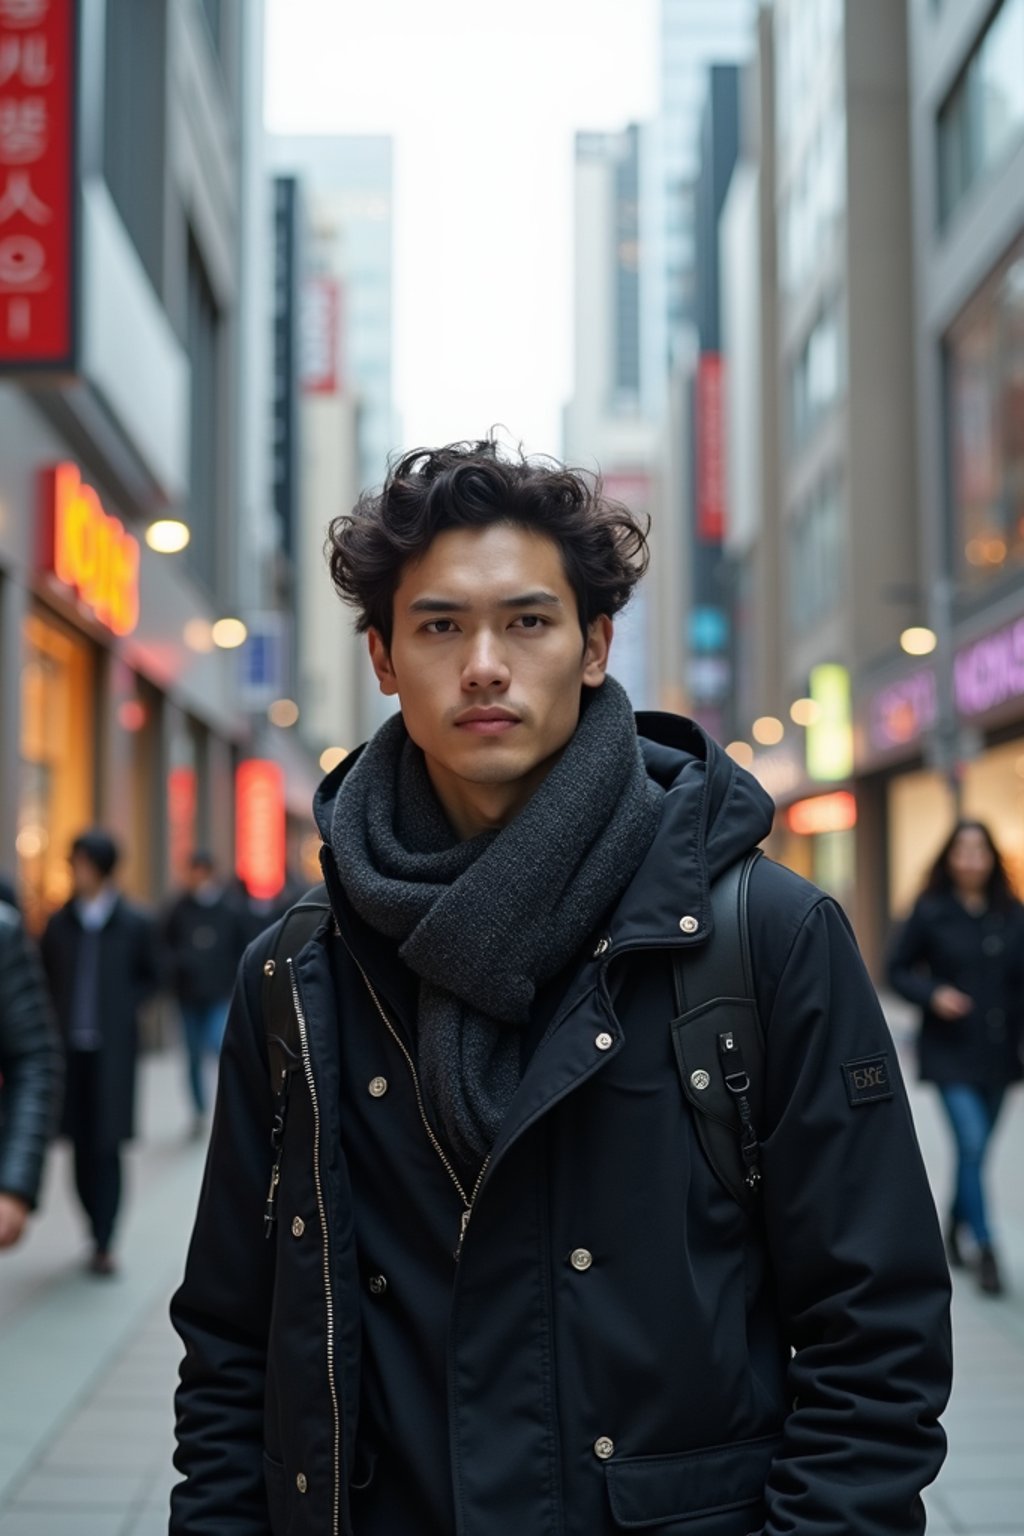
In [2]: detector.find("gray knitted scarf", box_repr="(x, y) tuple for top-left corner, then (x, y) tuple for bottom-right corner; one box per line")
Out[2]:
(330, 676), (663, 1171)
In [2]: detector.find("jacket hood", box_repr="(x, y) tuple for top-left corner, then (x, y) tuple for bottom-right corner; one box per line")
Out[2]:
(313, 708), (774, 957)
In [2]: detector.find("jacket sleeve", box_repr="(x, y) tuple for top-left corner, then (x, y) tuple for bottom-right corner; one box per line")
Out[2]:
(169, 941), (276, 1536)
(887, 901), (938, 1010)
(759, 897), (951, 1536)
(0, 914), (63, 1207)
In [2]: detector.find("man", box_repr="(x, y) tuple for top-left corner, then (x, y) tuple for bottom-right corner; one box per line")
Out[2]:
(171, 440), (951, 1535)
(42, 830), (159, 1275)
(0, 889), (63, 1250)
(164, 851), (247, 1136)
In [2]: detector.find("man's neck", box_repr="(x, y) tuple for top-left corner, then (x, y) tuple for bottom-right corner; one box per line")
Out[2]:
(423, 754), (560, 841)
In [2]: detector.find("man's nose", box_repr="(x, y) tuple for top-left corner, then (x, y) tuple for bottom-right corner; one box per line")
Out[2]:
(462, 631), (510, 690)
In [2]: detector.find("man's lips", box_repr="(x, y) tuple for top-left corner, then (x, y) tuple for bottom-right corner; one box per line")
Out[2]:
(454, 709), (522, 736)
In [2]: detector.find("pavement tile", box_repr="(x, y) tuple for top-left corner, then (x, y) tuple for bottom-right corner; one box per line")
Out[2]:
(940, 1482), (1024, 1530)
(124, 1509), (171, 1536)
(0, 1509), (131, 1536)
(9, 1468), (150, 1507)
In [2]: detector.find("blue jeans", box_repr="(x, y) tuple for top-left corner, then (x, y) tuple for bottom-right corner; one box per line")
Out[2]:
(937, 1083), (1005, 1249)
(180, 1000), (230, 1114)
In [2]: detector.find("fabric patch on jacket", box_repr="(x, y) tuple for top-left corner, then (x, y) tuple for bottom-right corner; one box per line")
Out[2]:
(841, 1053), (894, 1106)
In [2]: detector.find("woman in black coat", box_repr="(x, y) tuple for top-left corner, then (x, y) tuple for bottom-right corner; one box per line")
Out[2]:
(889, 820), (1024, 1295)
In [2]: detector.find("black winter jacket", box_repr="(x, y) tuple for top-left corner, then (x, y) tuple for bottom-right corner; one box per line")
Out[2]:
(163, 890), (248, 1007)
(888, 891), (1024, 1089)
(171, 716), (951, 1536)
(0, 902), (63, 1206)
(41, 896), (160, 1146)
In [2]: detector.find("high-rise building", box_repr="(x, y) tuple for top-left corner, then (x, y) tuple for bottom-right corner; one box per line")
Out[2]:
(653, 0), (758, 373)
(269, 136), (396, 493)
(268, 135), (397, 752)
(564, 126), (659, 709)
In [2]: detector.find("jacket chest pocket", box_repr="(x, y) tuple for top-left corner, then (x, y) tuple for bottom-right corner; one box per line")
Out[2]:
(605, 1432), (781, 1534)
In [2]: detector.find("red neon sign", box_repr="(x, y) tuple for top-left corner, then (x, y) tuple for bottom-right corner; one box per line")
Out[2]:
(40, 461), (140, 635)
(167, 766), (197, 889)
(0, 0), (76, 367)
(236, 759), (286, 902)
(787, 791), (857, 838)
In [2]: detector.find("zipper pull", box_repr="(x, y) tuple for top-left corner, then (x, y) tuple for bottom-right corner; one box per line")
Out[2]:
(454, 1206), (472, 1263)
(264, 1164), (281, 1239)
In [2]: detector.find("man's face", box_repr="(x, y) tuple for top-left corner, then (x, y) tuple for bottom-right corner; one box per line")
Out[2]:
(188, 861), (213, 894)
(70, 853), (104, 900)
(368, 523), (612, 809)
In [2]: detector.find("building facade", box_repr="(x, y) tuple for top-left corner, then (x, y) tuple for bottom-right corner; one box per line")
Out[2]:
(856, 0), (1024, 936)
(713, 0), (920, 968)
(0, 0), (307, 927)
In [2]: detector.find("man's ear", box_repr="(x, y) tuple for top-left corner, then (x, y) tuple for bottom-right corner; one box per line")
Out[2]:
(582, 614), (613, 688)
(368, 630), (400, 697)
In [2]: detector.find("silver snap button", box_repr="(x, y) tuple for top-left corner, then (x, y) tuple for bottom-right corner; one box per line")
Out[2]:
(263, 959), (276, 977)
(368, 1076), (388, 1098)
(570, 1248), (593, 1271)
(595, 1032), (614, 1052)
(594, 1436), (615, 1460)
(690, 1069), (711, 1091)
(291, 1216), (305, 1238)
(593, 937), (610, 957)
(368, 1273), (388, 1297)
(679, 915), (699, 934)
(296, 1472), (308, 1493)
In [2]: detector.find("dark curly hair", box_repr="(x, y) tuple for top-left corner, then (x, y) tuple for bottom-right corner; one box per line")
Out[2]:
(325, 438), (650, 647)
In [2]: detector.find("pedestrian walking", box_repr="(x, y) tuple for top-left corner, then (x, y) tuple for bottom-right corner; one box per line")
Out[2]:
(0, 888), (63, 1250)
(41, 830), (160, 1276)
(164, 851), (247, 1138)
(889, 819), (1024, 1296)
(171, 439), (951, 1536)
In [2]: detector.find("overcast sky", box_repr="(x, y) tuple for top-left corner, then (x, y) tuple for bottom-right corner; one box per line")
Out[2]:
(264, 0), (657, 459)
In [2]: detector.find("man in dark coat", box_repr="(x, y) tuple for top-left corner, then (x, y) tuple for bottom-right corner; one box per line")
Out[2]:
(171, 441), (952, 1536)
(42, 830), (159, 1275)
(164, 851), (247, 1136)
(0, 893), (63, 1249)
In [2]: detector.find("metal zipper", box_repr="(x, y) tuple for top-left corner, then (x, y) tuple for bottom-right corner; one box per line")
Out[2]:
(288, 960), (341, 1536)
(348, 948), (490, 1262)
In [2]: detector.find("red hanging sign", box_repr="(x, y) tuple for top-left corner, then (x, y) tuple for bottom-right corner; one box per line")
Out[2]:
(696, 352), (726, 543)
(236, 759), (286, 903)
(0, 0), (76, 368)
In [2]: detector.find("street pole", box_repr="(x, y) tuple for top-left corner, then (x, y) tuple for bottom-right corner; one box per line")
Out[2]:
(930, 572), (962, 819)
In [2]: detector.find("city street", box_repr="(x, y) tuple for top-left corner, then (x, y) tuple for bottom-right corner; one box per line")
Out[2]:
(0, 1021), (1022, 1536)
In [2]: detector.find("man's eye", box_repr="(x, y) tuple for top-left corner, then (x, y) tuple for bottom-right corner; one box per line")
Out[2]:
(514, 614), (547, 629)
(424, 619), (457, 634)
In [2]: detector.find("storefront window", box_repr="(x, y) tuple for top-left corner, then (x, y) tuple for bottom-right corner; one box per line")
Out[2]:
(887, 742), (1024, 920)
(949, 239), (1024, 589)
(18, 611), (96, 932)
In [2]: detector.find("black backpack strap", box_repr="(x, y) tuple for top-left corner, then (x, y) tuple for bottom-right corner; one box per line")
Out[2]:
(261, 882), (331, 1238)
(670, 852), (764, 1209)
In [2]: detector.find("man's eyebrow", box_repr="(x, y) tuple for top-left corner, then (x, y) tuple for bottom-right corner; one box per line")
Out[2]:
(407, 591), (564, 613)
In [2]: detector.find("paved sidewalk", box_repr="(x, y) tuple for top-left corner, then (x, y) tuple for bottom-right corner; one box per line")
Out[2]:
(0, 1049), (206, 1536)
(1, 1028), (1023, 1534)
